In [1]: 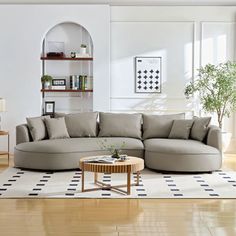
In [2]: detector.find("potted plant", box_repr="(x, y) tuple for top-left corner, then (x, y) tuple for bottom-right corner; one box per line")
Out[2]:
(98, 139), (126, 159)
(80, 44), (87, 55)
(185, 61), (236, 151)
(41, 75), (53, 89)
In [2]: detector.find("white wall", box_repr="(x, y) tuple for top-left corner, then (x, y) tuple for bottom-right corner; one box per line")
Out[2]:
(0, 5), (110, 152)
(110, 6), (236, 152)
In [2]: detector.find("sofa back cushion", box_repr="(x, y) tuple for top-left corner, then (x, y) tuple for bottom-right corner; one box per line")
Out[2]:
(65, 112), (98, 137)
(98, 113), (142, 139)
(26, 115), (50, 141)
(190, 117), (211, 141)
(143, 113), (185, 139)
(45, 117), (70, 140)
(169, 119), (194, 139)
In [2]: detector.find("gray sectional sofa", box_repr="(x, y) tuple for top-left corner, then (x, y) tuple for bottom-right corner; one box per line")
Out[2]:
(14, 112), (222, 172)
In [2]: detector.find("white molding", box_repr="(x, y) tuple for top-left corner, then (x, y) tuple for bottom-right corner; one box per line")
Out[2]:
(110, 96), (188, 100)
(0, 1), (236, 6)
(200, 21), (236, 67)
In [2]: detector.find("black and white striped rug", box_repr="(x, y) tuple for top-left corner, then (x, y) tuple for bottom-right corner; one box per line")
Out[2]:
(0, 167), (236, 198)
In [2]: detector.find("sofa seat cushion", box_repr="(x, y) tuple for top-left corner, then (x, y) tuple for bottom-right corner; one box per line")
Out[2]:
(144, 139), (219, 155)
(14, 138), (144, 170)
(16, 137), (144, 154)
(144, 139), (221, 172)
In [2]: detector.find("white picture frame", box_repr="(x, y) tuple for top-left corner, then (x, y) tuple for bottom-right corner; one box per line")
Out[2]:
(135, 57), (162, 93)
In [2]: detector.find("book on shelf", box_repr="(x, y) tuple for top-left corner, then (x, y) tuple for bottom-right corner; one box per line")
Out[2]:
(83, 156), (116, 164)
(70, 75), (88, 90)
(51, 86), (66, 90)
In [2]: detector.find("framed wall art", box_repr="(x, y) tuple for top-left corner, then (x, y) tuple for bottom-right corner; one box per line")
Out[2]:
(135, 57), (162, 93)
(44, 101), (55, 116)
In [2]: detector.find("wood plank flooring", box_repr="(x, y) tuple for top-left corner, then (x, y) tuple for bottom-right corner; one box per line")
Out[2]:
(0, 154), (235, 236)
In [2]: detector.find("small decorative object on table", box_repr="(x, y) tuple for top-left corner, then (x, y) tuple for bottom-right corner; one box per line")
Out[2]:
(98, 139), (126, 159)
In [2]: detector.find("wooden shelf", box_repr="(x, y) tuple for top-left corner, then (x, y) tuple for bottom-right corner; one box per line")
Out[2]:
(41, 89), (93, 93)
(40, 57), (93, 61)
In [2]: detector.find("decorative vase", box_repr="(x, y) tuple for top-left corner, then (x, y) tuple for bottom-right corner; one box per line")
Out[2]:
(111, 149), (120, 159)
(43, 81), (51, 89)
(221, 131), (232, 153)
(80, 47), (86, 54)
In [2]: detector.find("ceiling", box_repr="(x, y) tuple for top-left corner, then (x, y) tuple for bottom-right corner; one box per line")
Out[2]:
(0, 0), (236, 5)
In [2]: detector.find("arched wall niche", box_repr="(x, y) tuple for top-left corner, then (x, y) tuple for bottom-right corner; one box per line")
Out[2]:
(41, 22), (94, 114)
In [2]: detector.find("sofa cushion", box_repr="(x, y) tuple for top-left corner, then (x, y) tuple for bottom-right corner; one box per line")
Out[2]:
(26, 115), (50, 141)
(144, 138), (219, 155)
(65, 112), (98, 137)
(45, 117), (70, 140)
(143, 113), (185, 139)
(99, 113), (142, 139)
(190, 117), (211, 141)
(169, 119), (194, 139)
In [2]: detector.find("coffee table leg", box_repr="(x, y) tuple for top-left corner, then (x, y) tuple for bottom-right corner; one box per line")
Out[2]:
(94, 172), (98, 184)
(81, 163), (85, 192)
(127, 168), (131, 195)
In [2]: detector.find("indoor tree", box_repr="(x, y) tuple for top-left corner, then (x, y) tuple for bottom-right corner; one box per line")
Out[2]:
(185, 61), (236, 129)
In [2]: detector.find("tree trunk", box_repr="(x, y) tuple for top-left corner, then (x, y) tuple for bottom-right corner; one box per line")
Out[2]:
(218, 113), (222, 130)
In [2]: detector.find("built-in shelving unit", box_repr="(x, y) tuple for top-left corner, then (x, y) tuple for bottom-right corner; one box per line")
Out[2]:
(41, 22), (94, 114)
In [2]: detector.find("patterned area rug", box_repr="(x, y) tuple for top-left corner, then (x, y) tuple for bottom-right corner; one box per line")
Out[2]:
(0, 167), (236, 198)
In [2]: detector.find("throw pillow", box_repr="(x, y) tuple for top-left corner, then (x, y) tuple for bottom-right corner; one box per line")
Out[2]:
(169, 119), (194, 139)
(98, 112), (142, 139)
(65, 112), (98, 137)
(45, 117), (70, 140)
(143, 113), (185, 139)
(190, 117), (211, 141)
(26, 115), (50, 141)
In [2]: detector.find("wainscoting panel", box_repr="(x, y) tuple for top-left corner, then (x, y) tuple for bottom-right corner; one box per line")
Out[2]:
(111, 21), (195, 114)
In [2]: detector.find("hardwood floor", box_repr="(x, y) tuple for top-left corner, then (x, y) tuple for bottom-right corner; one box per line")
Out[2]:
(0, 155), (236, 236)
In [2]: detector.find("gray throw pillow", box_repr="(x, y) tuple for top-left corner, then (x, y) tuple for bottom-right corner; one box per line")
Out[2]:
(45, 117), (70, 140)
(169, 119), (194, 139)
(26, 116), (50, 141)
(190, 117), (211, 141)
(65, 112), (98, 137)
(98, 112), (142, 139)
(143, 113), (185, 139)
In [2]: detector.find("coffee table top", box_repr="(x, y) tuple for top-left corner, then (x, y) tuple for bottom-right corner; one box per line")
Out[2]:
(79, 156), (144, 173)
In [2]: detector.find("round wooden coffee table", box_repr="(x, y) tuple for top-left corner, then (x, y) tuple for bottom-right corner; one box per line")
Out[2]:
(79, 156), (144, 195)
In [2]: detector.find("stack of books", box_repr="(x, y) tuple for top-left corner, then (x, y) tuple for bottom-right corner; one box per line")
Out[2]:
(70, 75), (88, 90)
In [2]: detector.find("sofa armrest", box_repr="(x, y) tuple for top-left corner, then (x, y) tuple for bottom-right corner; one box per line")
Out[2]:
(16, 124), (32, 145)
(206, 125), (222, 151)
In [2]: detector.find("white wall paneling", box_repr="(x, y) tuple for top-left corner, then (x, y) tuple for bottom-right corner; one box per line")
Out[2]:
(111, 21), (195, 114)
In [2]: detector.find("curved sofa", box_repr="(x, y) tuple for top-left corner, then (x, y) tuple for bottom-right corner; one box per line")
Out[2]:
(14, 113), (222, 172)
